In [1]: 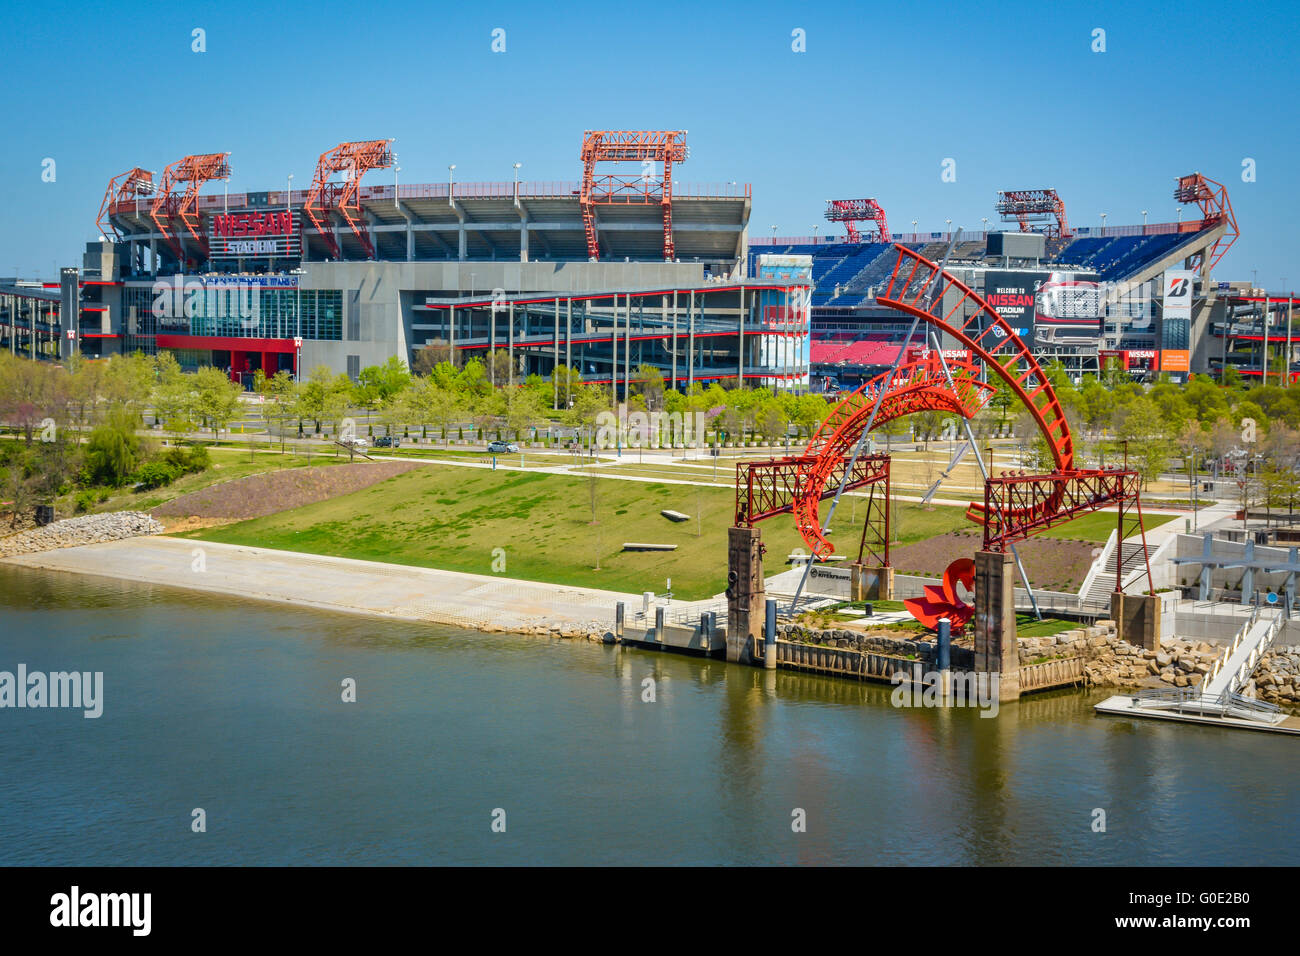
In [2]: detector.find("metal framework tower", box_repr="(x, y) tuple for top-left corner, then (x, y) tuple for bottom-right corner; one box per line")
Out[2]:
(1174, 172), (1239, 271)
(579, 130), (688, 261)
(824, 198), (891, 243)
(97, 167), (154, 240)
(994, 188), (1071, 238)
(149, 153), (231, 263)
(303, 139), (395, 260)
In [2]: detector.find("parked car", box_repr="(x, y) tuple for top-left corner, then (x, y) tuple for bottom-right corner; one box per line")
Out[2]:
(340, 436), (368, 448)
(373, 435), (401, 448)
(487, 440), (519, 454)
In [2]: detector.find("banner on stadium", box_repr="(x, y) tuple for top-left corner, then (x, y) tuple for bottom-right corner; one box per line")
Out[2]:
(209, 210), (301, 259)
(1160, 349), (1190, 373)
(984, 270), (1041, 346)
(1162, 269), (1194, 321)
(906, 347), (971, 363)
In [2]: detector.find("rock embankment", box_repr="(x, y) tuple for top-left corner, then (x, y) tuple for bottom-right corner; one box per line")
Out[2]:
(1081, 633), (1221, 689)
(0, 512), (164, 558)
(1251, 648), (1300, 705)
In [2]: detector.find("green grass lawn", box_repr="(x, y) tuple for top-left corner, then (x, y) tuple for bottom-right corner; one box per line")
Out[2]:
(1035, 510), (1176, 541)
(1015, 614), (1081, 638)
(178, 465), (978, 600)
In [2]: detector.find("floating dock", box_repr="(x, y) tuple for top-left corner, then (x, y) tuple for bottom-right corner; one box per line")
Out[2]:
(1095, 694), (1300, 735)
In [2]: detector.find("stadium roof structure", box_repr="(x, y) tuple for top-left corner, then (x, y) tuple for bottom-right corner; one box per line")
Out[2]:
(101, 179), (750, 265)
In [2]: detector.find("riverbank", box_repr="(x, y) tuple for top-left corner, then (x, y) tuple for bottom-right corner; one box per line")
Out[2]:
(1, 535), (636, 641)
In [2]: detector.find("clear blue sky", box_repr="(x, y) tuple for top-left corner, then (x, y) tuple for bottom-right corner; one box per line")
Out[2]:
(3, 0), (1296, 287)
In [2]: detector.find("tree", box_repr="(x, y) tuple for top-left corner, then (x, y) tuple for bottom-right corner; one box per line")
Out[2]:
(412, 340), (454, 376)
(427, 387), (465, 445)
(298, 365), (350, 434)
(485, 349), (516, 388)
(261, 372), (299, 452)
(551, 364), (583, 410)
(191, 367), (243, 442)
(636, 363), (666, 412)
(84, 404), (142, 487)
(0, 464), (37, 528)
(504, 386), (545, 442)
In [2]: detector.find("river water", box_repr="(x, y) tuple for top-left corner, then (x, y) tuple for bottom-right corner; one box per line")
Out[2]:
(0, 564), (1295, 866)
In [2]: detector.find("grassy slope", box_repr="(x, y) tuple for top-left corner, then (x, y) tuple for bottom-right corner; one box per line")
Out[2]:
(175, 464), (1170, 601)
(46, 446), (352, 516)
(178, 466), (978, 600)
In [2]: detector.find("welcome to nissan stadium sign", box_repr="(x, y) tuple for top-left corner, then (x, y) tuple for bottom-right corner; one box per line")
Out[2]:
(209, 210), (301, 258)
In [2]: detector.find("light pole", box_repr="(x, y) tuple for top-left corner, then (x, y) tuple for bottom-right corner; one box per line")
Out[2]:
(981, 216), (989, 235)
(448, 164), (456, 203)
(812, 225), (819, 244)
(513, 162), (521, 203)
(224, 176), (229, 215)
(911, 219), (918, 239)
(1099, 212), (1107, 236)
(394, 166), (401, 207)
(945, 218), (952, 238)
(771, 224), (778, 244)
(1141, 209), (1148, 233)
(290, 267), (305, 383)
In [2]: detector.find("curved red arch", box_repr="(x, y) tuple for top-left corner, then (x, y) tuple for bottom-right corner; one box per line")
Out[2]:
(791, 353), (994, 558)
(790, 244), (1078, 558)
(874, 244), (1074, 473)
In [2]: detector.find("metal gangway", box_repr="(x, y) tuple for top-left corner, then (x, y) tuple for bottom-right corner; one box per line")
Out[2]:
(1126, 606), (1286, 725)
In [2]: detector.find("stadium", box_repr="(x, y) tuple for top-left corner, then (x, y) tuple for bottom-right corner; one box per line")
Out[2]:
(0, 131), (1294, 392)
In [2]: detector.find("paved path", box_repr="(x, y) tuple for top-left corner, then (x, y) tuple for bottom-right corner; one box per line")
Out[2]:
(2, 536), (648, 633)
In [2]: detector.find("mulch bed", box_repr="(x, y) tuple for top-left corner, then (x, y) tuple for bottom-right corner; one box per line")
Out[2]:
(151, 461), (420, 522)
(890, 530), (1097, 592)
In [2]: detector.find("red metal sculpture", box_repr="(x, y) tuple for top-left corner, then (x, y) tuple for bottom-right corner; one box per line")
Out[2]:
(904, 558), (975, 631)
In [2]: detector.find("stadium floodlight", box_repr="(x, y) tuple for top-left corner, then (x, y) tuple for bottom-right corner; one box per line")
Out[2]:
(1099, 212), (1107, 236)
(394, 166), (401, 207)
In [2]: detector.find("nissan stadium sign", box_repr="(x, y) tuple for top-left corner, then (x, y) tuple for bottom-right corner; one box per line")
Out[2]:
(209, 210), (301, 258)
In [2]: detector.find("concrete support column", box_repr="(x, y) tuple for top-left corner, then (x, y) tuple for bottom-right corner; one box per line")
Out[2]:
(849, 563), (893, 601)
(974, 550), (1020, 701)
(725, 525), (764, 665)
(1111, 592), (1161, 651)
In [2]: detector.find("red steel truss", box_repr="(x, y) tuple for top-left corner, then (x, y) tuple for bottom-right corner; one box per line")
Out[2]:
(735, 454), (890, 566)
(579, 130), (688, 261)
(983, 469), (1153, 594)
(149, 153), (231, 263)
(824, 198), (891, 244)
(994, 188), (1071, 238)
(304, 139), (395, 260)
(1174, 172), (1239, 272)
(97, 167), (154, 240)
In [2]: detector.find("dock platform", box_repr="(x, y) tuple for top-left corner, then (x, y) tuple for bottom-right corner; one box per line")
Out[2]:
(1095, 694), (1300, 735)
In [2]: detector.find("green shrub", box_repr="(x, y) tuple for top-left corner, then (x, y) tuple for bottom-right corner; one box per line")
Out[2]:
(74, 490), (97, 514)
(133, 460), (181, 491)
